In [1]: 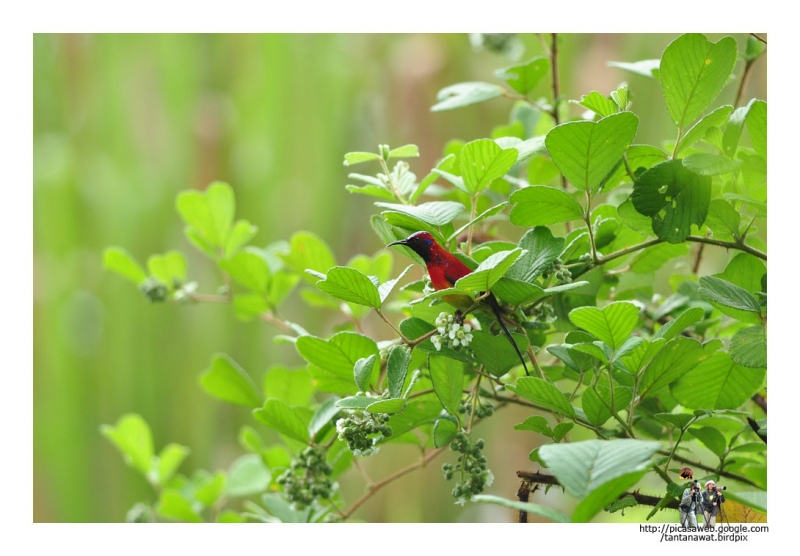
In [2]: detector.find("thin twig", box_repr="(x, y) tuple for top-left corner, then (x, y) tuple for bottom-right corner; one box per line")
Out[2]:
(750, 33), (767, 45)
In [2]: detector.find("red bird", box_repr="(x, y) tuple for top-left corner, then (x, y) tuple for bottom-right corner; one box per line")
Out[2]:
(388, 231), (529, 375)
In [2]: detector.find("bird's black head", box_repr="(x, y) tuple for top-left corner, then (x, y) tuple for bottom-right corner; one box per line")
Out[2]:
(387, 231), (437, 261)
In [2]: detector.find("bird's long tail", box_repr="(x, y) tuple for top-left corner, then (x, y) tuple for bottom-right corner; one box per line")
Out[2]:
(485, 294), (529, 376)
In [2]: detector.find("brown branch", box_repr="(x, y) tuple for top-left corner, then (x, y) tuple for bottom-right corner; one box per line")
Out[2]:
(751, 393), (767, 414)
(750, 33), (767, 45)
(747, 417), (767, 445)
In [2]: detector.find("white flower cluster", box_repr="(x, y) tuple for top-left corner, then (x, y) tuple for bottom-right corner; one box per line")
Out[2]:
(431, 312), (474, 351)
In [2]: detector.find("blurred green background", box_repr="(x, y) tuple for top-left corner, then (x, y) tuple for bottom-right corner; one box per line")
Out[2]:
(33, 33), (765, 522)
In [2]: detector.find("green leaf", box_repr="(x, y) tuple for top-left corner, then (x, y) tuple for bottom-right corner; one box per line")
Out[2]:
(514, 415), (553, 436)
(345, 183), (395, 200)
(660, 34), (738, 128)
(574, 91), (617, 118)
(429, 356), (464, 415)
(470, 330), (529, 376)
(639, 337), (707, 397)
(653, 307), (705, 342)
(219, 248), (270, 295)
(610, 86), (630, 111)
(747, 100), (767, 159)
(698, 276), (761, 313)
(103, 247), (147, 284)
(366, 398), (407, 414)
(316, 266), (381, 308)
(200, 354), (262, 408)
(263, 367), (313, 407)
(354, 354), (377, 392)
(226, 454), (271, 497)
(506, 377), (575, 418)
(509, 186), (584, 226)
(631, 159), (711, 243)
(225, 220), (258, 257)
(568, 301), (639, 350)
(473, 494), (570, 523)
(538, 439), (661, 522)
(376, 201), (465, 227)
(608, 59), (660, 79)
(459, 139), (518, 195)
(157, 489), (202, 523)
(379, 265), (413, 304)
(617, 338), (666, 375)
(308, 397), (342, 441)
(722, 100), (755, 157)
(295, 332), (379, 394)
(156, 443), (190, 486)
(691, 426), (726, 459)
(343, 152), (381, 166)
(280, 232), (337, 285)
(672, 352), (765, 409)
(582, 386), (633, 427)
(545, 112), (638, 191)
(100, 414), (154, 477)
(335, 396), (376, 410)
(388, 144), (419, 159)
(655, 412), (696, 430)
(147, 251), (187, 287)
(630, 242), (689, 274)
(176, 181), (235, 250)
(552, 422), (574, 442)
(455, 248), (522, 292)
(676, 105), (733, 155)
(495, 57), (549, 95)
(431, 82), (504, 112)
(448, 203), (507, 243)
(729, 325), (766, 368)
(433, 418), (458, 448)
(253, 399), (311, 444)
(387, 346), (411, 398)
(506, 227), (566, 283)
(705, 199), (741, 237)
(195, 471), (227, 507)
(725, 490), (767, 515)
(682, 154), (742, 176)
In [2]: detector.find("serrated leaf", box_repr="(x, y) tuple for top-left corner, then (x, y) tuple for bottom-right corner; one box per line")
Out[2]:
(195, 471), (227, 507)
(747, 100), (767, 159)
(429, 356), (464, 416)
(388, 144), (419, 159)
(574, 91), (617, 118)
(470, 330), (529, 376)
(723, 100), (756, 157)
(308, 397), (341, 440)
(494, 57), (549, 95)
(506, 227), (566, 283)
(433, 419), (458, 448)
(729, 325), (766, 368)
(506, 377), (575, 418)
(459, 139), (518, 195)
(316, 266), (381, 308)
(653, 306), (705, 341)
(295, 332), (380, 395)
(100, 413), (154, 477)
(147, 251), (187, 287)
(569, 302), (639, 350)
(691, 426), (727, 459)
(226, 454), (271, 497)
(705, 199), (741, 237)
(655, 412), (696, 430)
(157, 443), (190, 486)
(225, 220), (258, 257)
(660, 34), (738, 128)
(376, 201), (466, 227)
(639, 337), (707, 397)
(219, 248), (270, 295)
(104, 247), (148, 284)
(509, 186), (584, 226)
(366, 398), (407, 414)
(630, 242), (690, 274)
(431, 82), (504, 112)
(354, 354), (377, 392)
(263, 367), (313, 407)
(379, 265), (413, 304)
(455, 249), (522, 292)
(631, 159), (711, 243)
(672, 351), (765, 410)
(345, 183), (395, 200)
(608, 59), (660, 79)
(473, 494), (570, 523)
(514, 415), (553, 436)
(582, 386), (632, 427)
(552, 422), (574, 442)
(343, 152), (381, 166)
(200, 354), (263, 408)
(157, 489), (202, 523)
(280, 232), (336, 285)
(539, 439), (662, 522)
(545, 112), (638, 191)
(253, 399), (310, 444)
(448, 203), (507, 243)
(683, 154), (743, 176)
(176, 181), (235, 250)
(698, 276), (761, 313)
(676, 105), (733, 155)
(387, 346), (411, 398)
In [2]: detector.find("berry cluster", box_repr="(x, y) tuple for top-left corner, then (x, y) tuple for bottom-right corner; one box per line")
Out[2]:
(431, 312), (474, 351)
(540, 258), (572, 284)
(335, 411), (392, 457)
(276, 446), (336, 509)
(442, 431), (492, 504)
(457, 397), (494, 419)
(139, 277), (169, 303)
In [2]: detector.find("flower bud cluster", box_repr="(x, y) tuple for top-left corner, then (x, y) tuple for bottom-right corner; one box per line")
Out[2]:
(335, 411), (392, 457)
(442, 431), (492, 504)
(276, 446), (336, 509)
(541, 258), (572, 284)
(457, 397), (495, 419)
(431, 312), (474, 351)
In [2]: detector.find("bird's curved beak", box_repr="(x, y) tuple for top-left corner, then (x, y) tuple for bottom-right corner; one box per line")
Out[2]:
(386, 239), (408, 249)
